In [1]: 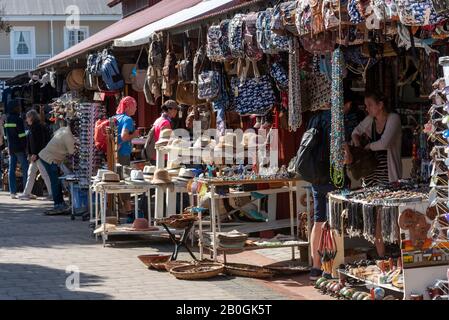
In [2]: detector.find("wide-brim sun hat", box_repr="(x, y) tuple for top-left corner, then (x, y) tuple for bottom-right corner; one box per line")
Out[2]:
(151, 169), (173, 184)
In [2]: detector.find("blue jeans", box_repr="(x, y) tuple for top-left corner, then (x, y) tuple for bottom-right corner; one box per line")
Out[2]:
(8, 152), (29, 194)
(40, 159), (65, 208)
(311, 184), (335, 222)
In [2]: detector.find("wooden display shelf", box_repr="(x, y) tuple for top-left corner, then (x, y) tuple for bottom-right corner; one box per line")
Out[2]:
(197, 177), (300, 186)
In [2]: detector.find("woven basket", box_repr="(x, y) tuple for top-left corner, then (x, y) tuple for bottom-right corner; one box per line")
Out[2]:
(170, 263), (224, 280)
(138, 254), (171, 268)
(156, 214), (197, 229)
(264, 260), (311, 275)
(151, 262), (169, 271)
(164, 260), (192, 272)
(224, 263), (275, 278)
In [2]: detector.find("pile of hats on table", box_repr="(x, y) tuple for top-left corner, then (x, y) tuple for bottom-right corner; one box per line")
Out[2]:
(203, 230), (248, 249)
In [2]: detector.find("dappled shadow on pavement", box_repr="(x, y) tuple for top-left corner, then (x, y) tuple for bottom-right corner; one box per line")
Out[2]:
(0, 263), (111, 300)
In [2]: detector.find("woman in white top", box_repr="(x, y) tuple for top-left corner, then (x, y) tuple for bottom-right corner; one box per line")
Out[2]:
(350, 91), (402, 257)
(351, 91), (402, 186)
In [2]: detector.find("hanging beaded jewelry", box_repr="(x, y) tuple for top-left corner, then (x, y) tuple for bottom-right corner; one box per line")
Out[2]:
(330, 47), (345, 188)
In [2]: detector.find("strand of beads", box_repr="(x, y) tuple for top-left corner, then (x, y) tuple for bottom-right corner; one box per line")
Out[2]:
(330, 47), (345, 188)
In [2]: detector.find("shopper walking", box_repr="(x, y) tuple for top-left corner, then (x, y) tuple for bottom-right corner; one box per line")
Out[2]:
(18, 109), (52, 200)
(38, 120), (75, 214)
(4, 100), (29, 199)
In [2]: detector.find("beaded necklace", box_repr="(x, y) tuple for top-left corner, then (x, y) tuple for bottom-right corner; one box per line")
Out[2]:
(330, 47), (345, 188)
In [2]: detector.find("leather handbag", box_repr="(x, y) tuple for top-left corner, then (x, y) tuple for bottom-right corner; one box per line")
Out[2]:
(346, 146), (378, 180)
(176, 82), (204, 106)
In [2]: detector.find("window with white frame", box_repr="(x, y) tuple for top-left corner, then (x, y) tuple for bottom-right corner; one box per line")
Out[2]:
(10, 27), (35, 58)
(64, 26), (89, 49)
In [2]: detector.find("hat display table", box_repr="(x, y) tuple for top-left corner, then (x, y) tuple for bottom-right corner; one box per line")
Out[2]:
(193, 177), (311, 263)
(92, 182), (154, 246)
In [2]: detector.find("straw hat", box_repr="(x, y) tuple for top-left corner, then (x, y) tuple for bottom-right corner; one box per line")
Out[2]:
(130, 218), (154, 231)
(155, 128), (173, 146)
(168, 138), (191, 151)
(67, 69), (85, 91)
(214, 135), (235, 150)
(151, 169), (172, 184)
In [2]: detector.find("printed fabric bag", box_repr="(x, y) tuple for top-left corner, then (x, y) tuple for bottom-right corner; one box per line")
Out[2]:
(307, 72), (332, 111)
(228, 14), (246, 59)
(231, 60), (275, 116)
(396, 0), (444, 26)
(310, 0), (325, 35)
(257, 9), (289, 54)
(347, 0), (365, 23)
(271, 3), (286, 35)
(207, 24), (223, 62)
(270, 61), (289, 91)
(219, 20), (233, 61)
(212, 66), (233, 112)
(198, 71), (220, 101)
(281, 1), (299, 35)
(243, 12), (264, 61)
(296, 0), (313, 36)
(322, 0), (341, 29)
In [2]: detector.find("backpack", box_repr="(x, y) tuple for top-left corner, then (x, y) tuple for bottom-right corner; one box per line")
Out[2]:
(142, 126), (156, 160)
(243, 12), (264, 61)
(162, 49), (178, 97)
(228, 14), (245, 59)
(100, 52), (124, 91)
(94, 118), (116, 153)
(149, 33), (164, 71)
(288, 111), (330, 185)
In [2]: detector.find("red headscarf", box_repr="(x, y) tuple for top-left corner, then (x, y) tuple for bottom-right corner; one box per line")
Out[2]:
(116, 96), (137, 115)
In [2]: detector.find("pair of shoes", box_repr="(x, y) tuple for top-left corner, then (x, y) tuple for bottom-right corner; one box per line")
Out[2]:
(10, 194), (18, 199)
(309, 268), (323, 281)
(45, 204), (70, 216)
(40, 195), (53, 201)
(18, 194), (37, 200)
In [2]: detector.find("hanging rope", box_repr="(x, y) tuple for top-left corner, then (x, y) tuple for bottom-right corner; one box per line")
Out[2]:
(330, 47), (345, 188)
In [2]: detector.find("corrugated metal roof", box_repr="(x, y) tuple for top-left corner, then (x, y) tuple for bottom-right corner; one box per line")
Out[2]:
(2, 0), (122, 16)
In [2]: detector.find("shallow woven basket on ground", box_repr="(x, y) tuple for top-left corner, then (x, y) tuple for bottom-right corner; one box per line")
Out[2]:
(164, 260), (192, 272)
(264, 260), (311, 275)
(138, 254), (171, 268)
(224, 263), (275, 278)
(170, 263), (224, 280)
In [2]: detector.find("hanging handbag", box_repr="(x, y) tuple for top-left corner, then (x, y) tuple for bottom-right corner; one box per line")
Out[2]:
(176, 82), (204, 106)
(243, 12), (264, 61)
(198, 71), (220, 101)
(231, 59), (275, 116)
(396, 0), (444, 26)
(228, 14), (245, 59)
(162, 35), (178, 97)
(270, 60), (289, 91)
(346, 146), (378, 180)
(296, 0), (313, 36)
(177, 34), (194, 84)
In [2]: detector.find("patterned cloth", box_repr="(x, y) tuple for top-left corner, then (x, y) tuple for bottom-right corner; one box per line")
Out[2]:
(231, 75), (275, 116)
(288, 37), (302, 131)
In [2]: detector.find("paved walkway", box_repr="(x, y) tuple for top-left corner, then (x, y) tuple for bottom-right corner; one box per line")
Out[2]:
(0, 192), (293, 300)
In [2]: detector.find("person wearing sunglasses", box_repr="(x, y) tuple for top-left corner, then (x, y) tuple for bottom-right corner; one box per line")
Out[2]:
(350, 90), (402, 257)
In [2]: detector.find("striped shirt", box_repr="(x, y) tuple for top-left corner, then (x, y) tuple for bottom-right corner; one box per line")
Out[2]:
(363, 120), (390, 187)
